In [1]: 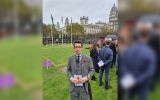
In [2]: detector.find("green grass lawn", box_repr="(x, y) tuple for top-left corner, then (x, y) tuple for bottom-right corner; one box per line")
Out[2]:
(0, 36), (42, 100)
(0, 36), (41, 83)
(43, 44), (117, 100)
(42, 44), (90, 65)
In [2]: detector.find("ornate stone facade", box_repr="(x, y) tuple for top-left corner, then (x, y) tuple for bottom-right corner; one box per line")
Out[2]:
(80, 17), (109, 34)
(109, 4), (118, 32)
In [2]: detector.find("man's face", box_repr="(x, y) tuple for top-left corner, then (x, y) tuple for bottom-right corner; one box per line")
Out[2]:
(97, 39), (104, 47)
(100, 39), (105, 45)
(74, 43), (83, 55)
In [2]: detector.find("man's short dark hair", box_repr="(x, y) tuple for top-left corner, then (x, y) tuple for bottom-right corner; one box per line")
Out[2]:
(99, 36), (104, 40)
(106, 40), (111, 45)
(139, 31), (149, 38)
(73, 40), (83, 47)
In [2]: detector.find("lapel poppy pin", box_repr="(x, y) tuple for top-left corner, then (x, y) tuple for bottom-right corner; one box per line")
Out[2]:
(83, 59), (88, 64)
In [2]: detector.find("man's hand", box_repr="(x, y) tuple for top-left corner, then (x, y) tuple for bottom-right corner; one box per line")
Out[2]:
(79, 76), (88, 83)
(121, 74), (136, 89)
(98, 60), (104, 67)
(71, 78), (80, 84)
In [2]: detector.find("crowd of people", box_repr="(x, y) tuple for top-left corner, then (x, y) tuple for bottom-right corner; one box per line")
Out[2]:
(89, 36), (117, 90)
(67, 15), (159, 100)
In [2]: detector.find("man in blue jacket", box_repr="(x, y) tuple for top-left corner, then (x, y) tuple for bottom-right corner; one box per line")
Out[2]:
(120, 30), (156, 100)
(98, 38), (113, 90)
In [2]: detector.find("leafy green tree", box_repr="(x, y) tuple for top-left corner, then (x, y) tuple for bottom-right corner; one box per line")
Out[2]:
(43, 24), (60, 37)
(66, 23), (84, 36)
(100, 26), (113, 35)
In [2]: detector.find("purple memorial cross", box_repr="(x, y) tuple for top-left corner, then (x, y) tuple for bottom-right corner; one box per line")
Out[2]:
(43, 59), (53, 69)
(0, 73), (16, 89)
(5, 74), (16, 88)
(0, 75), (3, 88)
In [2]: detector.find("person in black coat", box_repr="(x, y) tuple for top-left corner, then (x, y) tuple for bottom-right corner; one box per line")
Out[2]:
(148, 24), (160, 90)
(109, 40), (117, 68)
(90, 44), (99, 80)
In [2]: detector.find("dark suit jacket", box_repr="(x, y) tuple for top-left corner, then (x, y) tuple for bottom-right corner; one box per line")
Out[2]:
(120, 41), (156, 86)
(98, 46), (113, 67)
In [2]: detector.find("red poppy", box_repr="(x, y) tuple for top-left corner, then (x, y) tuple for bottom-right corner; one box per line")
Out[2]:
(83, 59), (88, 64)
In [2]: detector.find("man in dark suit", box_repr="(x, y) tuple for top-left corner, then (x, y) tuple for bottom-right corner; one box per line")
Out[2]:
(98, 38), (113, 90)
(67, 40), (95, 100)
(120, 31), (156, 100)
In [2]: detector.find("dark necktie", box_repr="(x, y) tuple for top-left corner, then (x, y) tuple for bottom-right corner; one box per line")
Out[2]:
(76, 55), (80, 64)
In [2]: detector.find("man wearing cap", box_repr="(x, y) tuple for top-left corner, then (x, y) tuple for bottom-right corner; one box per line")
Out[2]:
(67, 40), (95, 100)
(98, 38), (113, 90)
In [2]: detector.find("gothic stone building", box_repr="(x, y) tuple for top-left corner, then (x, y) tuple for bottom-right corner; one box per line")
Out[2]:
(80, 16), (109, 34)
(109, 4), (118, 32)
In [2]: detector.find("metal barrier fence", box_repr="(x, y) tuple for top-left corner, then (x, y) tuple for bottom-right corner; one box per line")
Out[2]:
(42, 34), (103, 45)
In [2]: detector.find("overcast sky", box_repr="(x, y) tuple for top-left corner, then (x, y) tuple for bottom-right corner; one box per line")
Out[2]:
(43, 0), (117, 26)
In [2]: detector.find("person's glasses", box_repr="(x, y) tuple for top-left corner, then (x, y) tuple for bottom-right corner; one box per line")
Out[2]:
(74, 46), (82, 48)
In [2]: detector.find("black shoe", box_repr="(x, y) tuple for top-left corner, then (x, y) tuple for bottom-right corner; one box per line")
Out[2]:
(91, 78), (96, 81)
(99, 82), (103, 86)
(95, 69), (99, 73)
(111, 65), (114, 69)
(91, 76), (96, 81)
(105, 85), (112, 90)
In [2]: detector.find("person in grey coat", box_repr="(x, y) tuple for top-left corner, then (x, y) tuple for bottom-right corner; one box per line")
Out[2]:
(67, 40), (95, 100)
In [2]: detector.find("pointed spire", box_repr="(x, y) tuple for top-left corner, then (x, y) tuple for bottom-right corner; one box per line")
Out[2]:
(65, 17), (69, 26)
(113, 3), (115, 7)
(57, 22), (60, 29)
